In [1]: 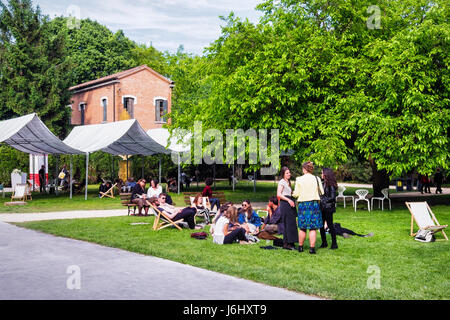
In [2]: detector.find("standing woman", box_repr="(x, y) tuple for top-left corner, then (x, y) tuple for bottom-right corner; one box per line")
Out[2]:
(277, 166), (298, 250)
(292, 161), (324, 254)
(319, 168), (338, 249)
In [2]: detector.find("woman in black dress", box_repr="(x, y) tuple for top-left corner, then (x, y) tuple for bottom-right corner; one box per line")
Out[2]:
(277, 166), (298, 250)
(319, 168), (338, 249)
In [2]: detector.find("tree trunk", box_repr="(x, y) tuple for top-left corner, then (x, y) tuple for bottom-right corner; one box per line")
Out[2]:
(369, 156), (390, 197)
(235, 164), (243, 180)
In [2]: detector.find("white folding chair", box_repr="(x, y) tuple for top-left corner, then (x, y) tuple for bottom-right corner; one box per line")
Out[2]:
(336, 186), (354, 208)
(354, 189), (370, 212)
(371, 188), (391, 210)
(406, 202), (448, 240)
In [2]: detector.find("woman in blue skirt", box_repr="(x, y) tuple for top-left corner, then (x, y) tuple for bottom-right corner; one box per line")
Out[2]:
(292, 161), (324, 254)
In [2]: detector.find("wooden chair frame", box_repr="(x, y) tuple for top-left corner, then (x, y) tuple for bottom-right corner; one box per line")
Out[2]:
(100, 183), (117, 199)
(11, 184), (31, 202)
(149, 203), (183, 231)
(405, 201), (448, 241)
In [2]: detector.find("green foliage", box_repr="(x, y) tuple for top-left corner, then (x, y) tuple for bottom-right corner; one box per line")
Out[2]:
(169, 0), (449, 180)
(0, 0), (72, 137)
(0, 145), (29, 186)
(47, 17), (136, 86)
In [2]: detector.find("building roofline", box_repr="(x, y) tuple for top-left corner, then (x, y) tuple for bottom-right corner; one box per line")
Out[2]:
(69, 65), (173, 92)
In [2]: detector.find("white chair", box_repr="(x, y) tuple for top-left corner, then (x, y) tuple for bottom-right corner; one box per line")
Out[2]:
(354, 189), (370, 212)
(336, 186), (354, 208)
(371, 188), (391, 210)
(406, 202), (448, 240)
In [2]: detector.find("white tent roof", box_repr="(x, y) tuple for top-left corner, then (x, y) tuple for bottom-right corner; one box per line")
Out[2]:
(0, 113), (83, 154)
(147, 128), (192, 153)
(64, 119), (170, 155)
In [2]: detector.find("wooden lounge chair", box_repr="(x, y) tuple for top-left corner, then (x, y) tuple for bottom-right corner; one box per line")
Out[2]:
(405, 202), (448, 240)
(149, 203), (183, 231)
(11, 184), (31, 202)
(100, 183), (117, 199)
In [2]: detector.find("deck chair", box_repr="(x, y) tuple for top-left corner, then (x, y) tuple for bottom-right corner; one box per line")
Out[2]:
(149, 203), (183, 231)
(406, 202), (448, 240)
(11, 184), (31, 202)
(100, 183), (117, 199)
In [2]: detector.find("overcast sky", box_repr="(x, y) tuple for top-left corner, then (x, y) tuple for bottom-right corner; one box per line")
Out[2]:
(33, 0), (263, 55)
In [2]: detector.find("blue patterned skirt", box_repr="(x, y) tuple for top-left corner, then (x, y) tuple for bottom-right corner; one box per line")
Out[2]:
(297, 201), (323, 230)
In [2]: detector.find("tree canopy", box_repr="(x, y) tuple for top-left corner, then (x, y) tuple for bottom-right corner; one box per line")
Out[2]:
(169, 0), (449, 194)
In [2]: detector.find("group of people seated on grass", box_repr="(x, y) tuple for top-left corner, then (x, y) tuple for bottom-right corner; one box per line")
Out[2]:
(123, 161), (375, 254)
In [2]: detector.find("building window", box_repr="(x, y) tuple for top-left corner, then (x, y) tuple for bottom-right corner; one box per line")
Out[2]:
(123, 97), (135, 119)
(155, 98), (168, 123)
(101, 98), (107, 122)
(79, 103), (86, 125)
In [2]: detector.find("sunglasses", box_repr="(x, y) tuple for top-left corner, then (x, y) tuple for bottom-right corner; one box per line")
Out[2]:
(161, 197), (166, 200)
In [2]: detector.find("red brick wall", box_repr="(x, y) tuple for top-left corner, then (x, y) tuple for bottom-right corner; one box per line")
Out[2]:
(70, 69), (172, 131)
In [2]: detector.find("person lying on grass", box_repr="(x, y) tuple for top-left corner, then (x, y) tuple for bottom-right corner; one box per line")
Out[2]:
(238, 200), (262, 234)
(213, 206), (249, 245)
(156, 193), (201, 230)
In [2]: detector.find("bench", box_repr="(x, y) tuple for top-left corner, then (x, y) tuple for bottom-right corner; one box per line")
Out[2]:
(183, 191), (227, 206)
(120, 193), (137, 215)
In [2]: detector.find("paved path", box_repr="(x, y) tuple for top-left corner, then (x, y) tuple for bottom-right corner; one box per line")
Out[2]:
(0, 209), (127, 223)
(0, 222), (319, 300)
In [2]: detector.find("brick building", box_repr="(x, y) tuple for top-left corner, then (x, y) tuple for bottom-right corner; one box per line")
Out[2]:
(69, 65), (174, 131)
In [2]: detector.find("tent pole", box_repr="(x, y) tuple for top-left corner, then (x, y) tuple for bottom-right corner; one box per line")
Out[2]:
(70, 155), (73, 199)
(55, 155), (59, 196)
(232, 164), (235, 191)
(253, 169), (256, 193)
(32, 154), (35, 192)
(159, 156), (161, 183)
(126, 156), (129, 181)
(85, 152), (89, 200)
(177, 153), (180, 195)
(213, 164), (216, 191)
(141, 155), (144, 179)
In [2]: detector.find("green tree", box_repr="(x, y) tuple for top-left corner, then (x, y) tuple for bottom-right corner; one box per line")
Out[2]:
(48, 17), (136, 86)
(170, 0), (449, 196)
(0, 0), (72, 137)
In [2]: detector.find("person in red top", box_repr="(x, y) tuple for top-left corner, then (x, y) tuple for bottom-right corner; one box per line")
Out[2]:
(202, 177), (220, 212)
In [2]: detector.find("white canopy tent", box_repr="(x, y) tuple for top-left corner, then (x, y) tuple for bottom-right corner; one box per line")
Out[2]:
(0, 113), (82, 155)
(0, 113), (83, 197)
(64, 119), (171, 199)
(147, 128), (192, 194)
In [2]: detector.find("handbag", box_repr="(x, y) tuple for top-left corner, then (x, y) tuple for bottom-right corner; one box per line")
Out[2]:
(414, 229), (435, 243)
(315, 177), (331, 211)
(58, 171), (66, 179)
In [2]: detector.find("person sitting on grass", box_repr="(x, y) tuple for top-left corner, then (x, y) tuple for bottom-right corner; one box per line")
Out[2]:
(157, 193), (201, 230)
(213, 206), (249, 245)
(210, 202), (233, 235)
(238, 200), (262, 234)
(260, 196), (283, 235)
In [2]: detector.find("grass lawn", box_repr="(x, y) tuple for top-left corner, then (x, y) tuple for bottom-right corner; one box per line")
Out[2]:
(15, 204), (450, 300)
